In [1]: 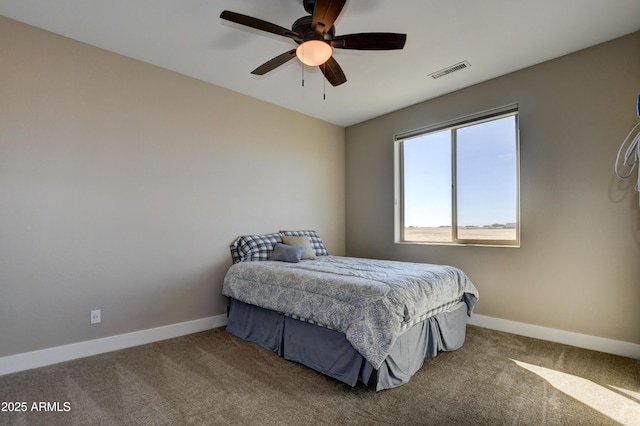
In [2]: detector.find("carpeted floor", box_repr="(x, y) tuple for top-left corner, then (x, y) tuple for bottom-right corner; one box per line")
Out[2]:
(1, 325), (638, 425)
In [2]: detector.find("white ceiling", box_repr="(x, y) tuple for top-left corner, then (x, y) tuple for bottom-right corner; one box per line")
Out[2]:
(1, 0), (639, 127)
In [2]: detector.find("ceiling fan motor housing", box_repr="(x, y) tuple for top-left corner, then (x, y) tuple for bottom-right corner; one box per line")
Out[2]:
(292, 15), (335, 41)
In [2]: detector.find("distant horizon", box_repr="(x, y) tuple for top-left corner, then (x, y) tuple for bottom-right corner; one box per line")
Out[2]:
(405, 223), (516, 228)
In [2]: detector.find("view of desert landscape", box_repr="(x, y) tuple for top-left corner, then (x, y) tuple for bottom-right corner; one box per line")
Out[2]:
(404, 226), (516, 242)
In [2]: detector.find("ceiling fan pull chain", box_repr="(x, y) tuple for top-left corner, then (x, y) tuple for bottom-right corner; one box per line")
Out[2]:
(302, 64), (305, 87)
(323, 63), (326, 100)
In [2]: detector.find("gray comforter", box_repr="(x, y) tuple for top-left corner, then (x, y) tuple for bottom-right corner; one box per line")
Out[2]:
(222, 255), (479, 369)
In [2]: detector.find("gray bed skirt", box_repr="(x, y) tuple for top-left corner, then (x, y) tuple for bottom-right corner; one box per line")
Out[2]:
(225, 298), (469, 391)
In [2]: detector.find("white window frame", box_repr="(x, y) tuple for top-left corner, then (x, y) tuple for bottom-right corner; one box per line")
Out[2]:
(394, 105), (520, 247)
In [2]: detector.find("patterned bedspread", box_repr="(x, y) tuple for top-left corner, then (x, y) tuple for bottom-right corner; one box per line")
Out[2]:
(222, 255), (479, 369)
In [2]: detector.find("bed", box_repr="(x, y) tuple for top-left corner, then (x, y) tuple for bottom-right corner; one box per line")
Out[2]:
(222, 230), (479, 391)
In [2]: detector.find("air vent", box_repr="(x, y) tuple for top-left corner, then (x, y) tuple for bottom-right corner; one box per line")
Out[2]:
(428, 61), (470, 79)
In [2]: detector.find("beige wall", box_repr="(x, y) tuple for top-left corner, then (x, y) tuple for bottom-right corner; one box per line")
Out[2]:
(346, 32), (640, 345)
(0, 17), (345, 357)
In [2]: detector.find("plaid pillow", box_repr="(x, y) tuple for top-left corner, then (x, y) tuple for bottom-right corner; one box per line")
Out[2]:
(230, 233), (283, 263)
(279, 230), (328, 256)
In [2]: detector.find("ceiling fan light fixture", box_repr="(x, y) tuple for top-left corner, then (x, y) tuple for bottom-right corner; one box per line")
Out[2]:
(296, 40), (332, 66)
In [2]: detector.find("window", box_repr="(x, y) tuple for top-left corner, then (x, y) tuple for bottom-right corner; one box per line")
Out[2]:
(395, 105), (520, 246)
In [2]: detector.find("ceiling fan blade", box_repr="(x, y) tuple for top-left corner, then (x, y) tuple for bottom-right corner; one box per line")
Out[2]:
(220, 10), (302, 42)
(320, 56), (347, 86)
(312, 0), (346, 34)
(331, 33), (407, 50)
(251, 49), (297, 75)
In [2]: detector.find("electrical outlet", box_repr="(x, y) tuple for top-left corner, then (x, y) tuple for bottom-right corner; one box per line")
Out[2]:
(90, 309), (101, 324)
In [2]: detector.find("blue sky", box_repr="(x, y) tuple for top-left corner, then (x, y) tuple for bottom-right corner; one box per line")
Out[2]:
(403, 115), (517, 227)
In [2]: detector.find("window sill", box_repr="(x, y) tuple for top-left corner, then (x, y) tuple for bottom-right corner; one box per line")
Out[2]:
(394, 241), (520, 248)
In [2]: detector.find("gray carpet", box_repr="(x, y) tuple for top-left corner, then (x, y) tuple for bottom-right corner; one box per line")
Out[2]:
(1, 325), (638, 425)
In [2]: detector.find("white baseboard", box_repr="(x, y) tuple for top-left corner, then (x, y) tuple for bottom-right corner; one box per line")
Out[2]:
(2, 313), (637, 376)
(468, 314), (640, 360)
(0, 314), (228, 376)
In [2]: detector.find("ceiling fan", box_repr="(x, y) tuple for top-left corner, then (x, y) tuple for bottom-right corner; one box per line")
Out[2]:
(220, 0), (407, 87)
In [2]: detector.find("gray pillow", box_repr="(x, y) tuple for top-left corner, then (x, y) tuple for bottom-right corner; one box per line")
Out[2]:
(279, 230), (328, 256)
(269, 243), (306, 263)
(281, 235), (317, 260)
